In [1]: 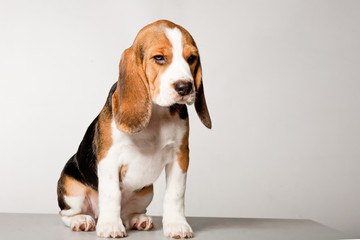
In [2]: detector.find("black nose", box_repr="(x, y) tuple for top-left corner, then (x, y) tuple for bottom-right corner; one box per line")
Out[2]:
(174, 81), (193, 96)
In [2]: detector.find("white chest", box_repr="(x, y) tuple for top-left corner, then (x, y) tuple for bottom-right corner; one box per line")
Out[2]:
(107, 105), (187, 191)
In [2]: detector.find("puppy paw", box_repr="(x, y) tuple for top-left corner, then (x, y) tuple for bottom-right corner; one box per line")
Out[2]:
(125, 213), (154, 231)
(163, 219), (193, 239)
(70, 215), (95, 232)
(96, 218), (127, 238)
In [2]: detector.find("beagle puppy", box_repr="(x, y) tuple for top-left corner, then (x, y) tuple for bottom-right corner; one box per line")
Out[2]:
(57, 20), (211, 239)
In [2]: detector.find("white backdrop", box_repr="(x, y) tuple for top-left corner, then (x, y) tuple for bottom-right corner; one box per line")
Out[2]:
(1, 0), (359, 236)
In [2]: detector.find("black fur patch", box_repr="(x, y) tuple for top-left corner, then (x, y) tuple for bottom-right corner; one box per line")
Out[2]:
(61, 116), (99, 191)
(169, 104), (188, 120)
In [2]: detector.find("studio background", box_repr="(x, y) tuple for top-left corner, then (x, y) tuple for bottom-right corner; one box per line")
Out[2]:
(1, 0), (359, 237)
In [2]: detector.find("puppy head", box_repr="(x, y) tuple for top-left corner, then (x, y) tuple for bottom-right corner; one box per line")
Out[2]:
(113, 20), (211, 134)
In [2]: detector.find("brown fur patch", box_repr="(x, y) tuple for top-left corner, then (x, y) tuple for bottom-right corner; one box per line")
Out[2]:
(135, 185), (154, 197)
(176, 120), (190, 173)
(63, 175), (89, 197)
(57, 174), (70, 210)
(119, 164), (128, 182)
(95, 100), (113, 162)
(58, 174), (98, 214)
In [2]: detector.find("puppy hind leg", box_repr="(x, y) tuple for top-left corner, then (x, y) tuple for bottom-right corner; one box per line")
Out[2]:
(59, 194), (96, 232)
(62, 214), (96, 232)
(58, 175), (96, 232)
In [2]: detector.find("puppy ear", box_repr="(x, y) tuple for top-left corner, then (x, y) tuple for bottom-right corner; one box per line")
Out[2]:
(194, 58), (212, 129)
(112, 47), (152, 134)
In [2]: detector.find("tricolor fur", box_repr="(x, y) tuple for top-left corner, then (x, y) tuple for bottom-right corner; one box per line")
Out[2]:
(57, 20), (211, 239)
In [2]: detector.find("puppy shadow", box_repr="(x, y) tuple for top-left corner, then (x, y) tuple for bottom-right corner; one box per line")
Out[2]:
(151, 216), (248, 233)
(187, 217), (308, 233)
(188, 217), (248, 232)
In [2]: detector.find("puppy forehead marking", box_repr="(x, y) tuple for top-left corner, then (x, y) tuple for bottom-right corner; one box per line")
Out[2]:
(165, 27), (183, 58)
(163, 27), (193, 81)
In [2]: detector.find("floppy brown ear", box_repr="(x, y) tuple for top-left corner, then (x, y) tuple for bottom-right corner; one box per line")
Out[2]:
(112, 47), (152, 134)
(194, 58), (212, 129)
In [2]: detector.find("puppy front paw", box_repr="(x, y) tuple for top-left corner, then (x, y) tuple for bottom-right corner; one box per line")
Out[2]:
(96, 218), (127, 238)
(163, 219), (193, 239)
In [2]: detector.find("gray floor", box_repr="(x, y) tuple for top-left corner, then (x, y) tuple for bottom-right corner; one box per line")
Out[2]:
(0, 213), (351, 240)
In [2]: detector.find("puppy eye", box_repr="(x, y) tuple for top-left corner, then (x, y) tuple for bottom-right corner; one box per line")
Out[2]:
(153, 55), (167, 65)
(187, 55), (197, 65)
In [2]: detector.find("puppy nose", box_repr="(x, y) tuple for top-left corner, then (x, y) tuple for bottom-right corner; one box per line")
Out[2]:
(174, 81), (193, 96)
